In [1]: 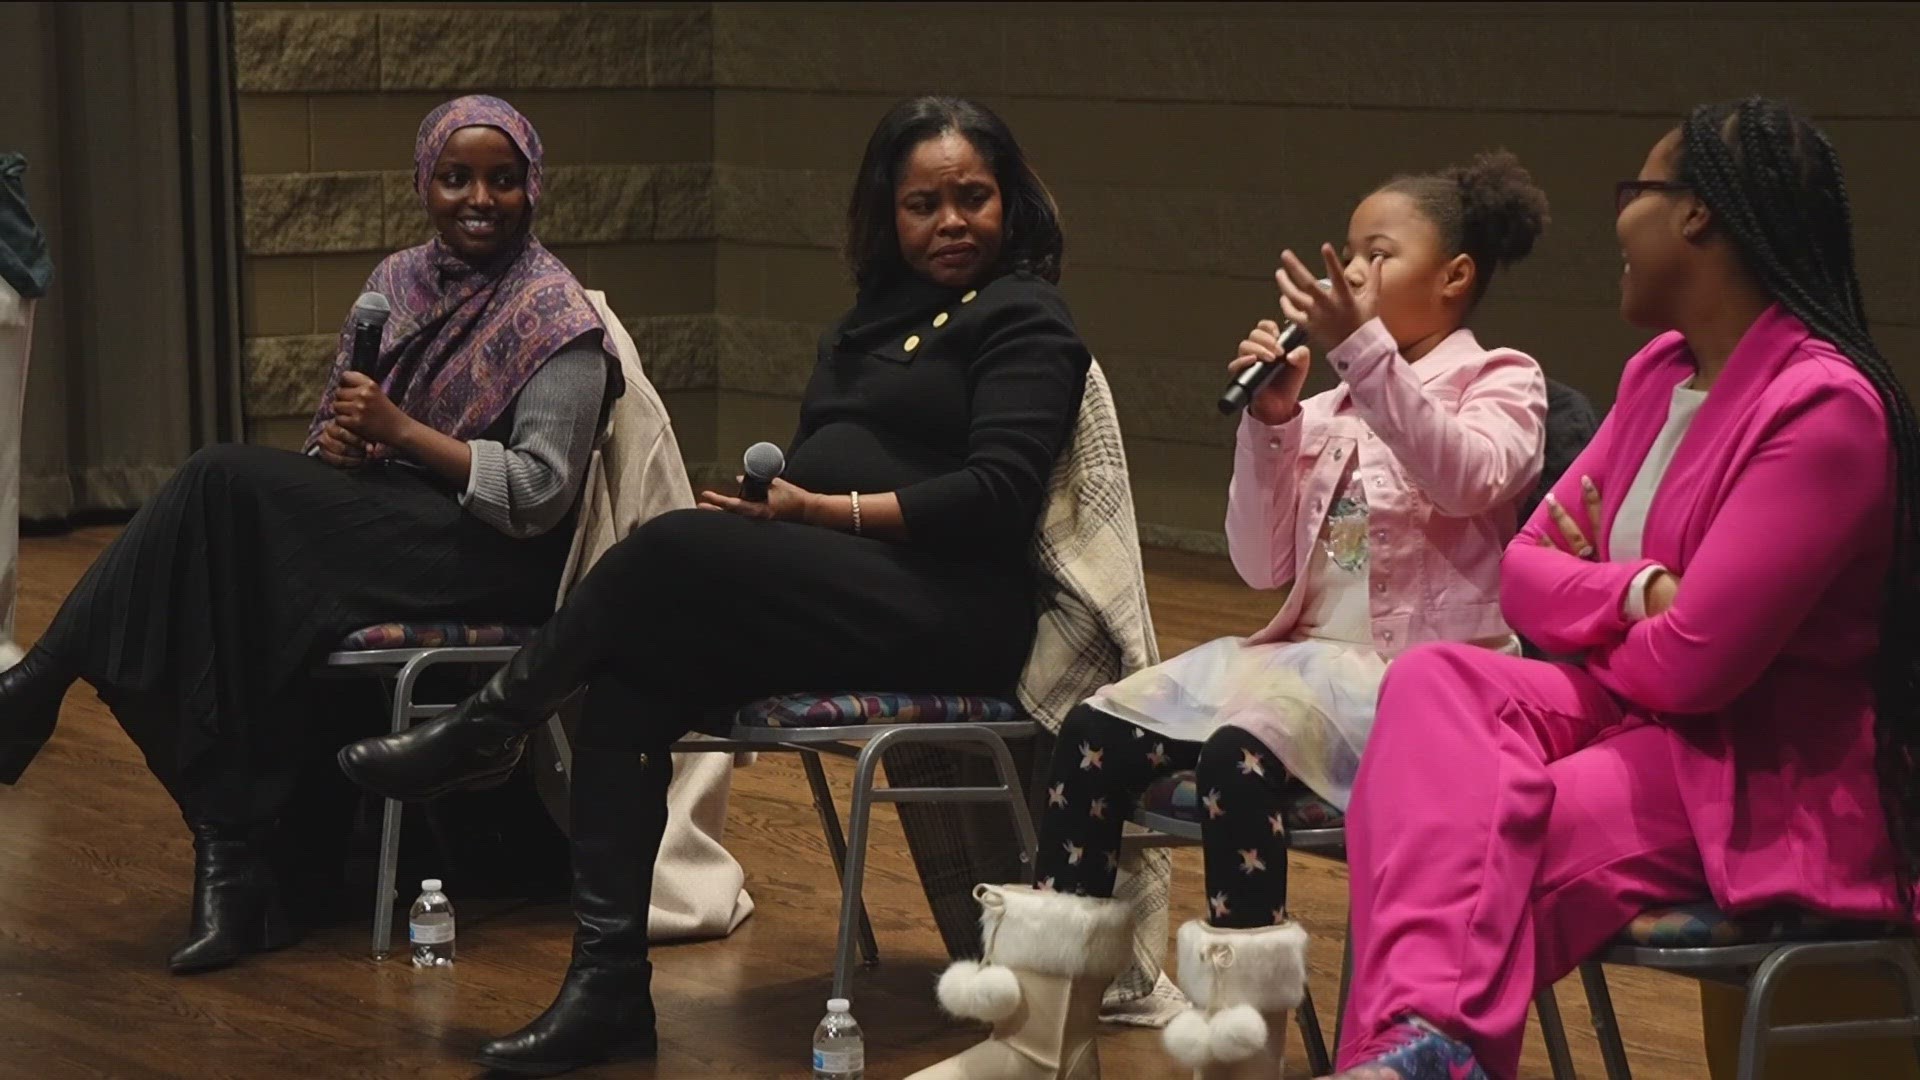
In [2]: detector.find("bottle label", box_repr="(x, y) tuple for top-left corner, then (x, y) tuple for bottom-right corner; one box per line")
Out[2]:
(409, 920), (454, 945)
(813, 1048), (863, 1072)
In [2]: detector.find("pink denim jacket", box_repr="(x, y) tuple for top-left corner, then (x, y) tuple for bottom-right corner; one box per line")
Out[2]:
(1227, 318), (1546, 655)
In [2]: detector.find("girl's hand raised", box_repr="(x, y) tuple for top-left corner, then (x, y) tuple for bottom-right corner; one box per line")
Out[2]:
(1277, 243), (1381, 356)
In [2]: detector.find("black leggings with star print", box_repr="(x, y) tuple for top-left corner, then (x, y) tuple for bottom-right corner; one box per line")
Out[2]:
(1032, 703), (1294, 929)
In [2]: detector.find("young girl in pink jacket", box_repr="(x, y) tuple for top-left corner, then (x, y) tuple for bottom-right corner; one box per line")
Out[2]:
(908, 154), (1550, 1080)
(1326, 98), (1920, 1080)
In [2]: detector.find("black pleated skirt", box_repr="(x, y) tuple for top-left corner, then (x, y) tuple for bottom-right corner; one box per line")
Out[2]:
(41, 444), (569, 823)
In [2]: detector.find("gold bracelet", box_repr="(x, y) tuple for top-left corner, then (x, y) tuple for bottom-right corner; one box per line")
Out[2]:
(850, 491), (862, 535)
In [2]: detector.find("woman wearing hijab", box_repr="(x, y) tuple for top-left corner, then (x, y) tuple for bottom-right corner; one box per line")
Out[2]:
(0, 95), (619, 975)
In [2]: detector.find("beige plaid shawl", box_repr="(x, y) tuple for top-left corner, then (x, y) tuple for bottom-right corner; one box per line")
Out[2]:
(1018, 359), (1161, 728)
(1018, 360), (1172, 1005)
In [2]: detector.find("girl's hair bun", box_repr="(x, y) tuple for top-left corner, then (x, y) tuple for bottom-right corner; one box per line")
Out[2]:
(1444, 149), (1551, 267)
(1384, 149), (1551, 303)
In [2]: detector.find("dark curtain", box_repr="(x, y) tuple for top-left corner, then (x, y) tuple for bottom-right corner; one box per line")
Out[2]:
(0, 1), (245, 525)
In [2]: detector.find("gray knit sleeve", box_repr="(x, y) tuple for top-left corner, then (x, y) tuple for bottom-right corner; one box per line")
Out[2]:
(460, 346), (609, 538)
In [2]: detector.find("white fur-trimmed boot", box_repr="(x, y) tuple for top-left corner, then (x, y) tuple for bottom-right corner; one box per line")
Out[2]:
(1162, 919), (1309, 1080)
(906, 884), (1134, 1079)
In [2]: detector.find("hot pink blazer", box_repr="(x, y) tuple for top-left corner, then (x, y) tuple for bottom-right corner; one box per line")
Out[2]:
(1502, 305), (1907, 920)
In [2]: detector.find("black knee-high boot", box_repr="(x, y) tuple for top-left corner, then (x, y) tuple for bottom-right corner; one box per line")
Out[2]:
(475, 745), (664, 1076)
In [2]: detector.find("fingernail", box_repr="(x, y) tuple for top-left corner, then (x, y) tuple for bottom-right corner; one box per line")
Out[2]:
(1581, 475), (1596, 492)
(1545, 492), (1559, 506)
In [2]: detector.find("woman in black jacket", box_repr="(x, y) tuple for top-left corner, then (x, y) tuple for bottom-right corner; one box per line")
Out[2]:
(338, 95), (1092, 1077)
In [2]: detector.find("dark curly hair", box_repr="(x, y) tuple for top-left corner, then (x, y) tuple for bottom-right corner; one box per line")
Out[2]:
(844, 96), (1064, 292)
(1383, 150), (1552, 303)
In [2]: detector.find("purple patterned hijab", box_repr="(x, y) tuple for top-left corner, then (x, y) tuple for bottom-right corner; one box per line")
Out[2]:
(304, 95), (614, 457)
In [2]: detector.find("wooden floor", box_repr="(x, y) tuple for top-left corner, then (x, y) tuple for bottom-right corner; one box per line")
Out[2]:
(0, 529), (1716, 1079)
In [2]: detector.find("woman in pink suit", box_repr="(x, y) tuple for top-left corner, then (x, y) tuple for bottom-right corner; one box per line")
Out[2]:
(1324, 97), (1920, 1080)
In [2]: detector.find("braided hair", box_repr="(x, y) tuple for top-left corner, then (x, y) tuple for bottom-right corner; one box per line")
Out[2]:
(1679, 96), (1920, 900)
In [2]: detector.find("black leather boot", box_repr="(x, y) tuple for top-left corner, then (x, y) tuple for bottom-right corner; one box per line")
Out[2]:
(335, 616), (601, 801)
(475, 746), (664, 1076)
(167, 824), (299, 974)
(0, 646), (75, 784)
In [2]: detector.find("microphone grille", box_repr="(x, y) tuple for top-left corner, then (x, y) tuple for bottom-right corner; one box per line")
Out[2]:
(742, 441), (785, 481)
(352, 291), (392, 326)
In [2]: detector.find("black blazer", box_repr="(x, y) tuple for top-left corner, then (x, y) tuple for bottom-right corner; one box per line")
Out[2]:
(784, 270), (1092, 556)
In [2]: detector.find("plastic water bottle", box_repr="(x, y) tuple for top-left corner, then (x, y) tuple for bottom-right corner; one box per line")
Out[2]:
(408, 878), (455, 967)
(811, 998), (864, 1079)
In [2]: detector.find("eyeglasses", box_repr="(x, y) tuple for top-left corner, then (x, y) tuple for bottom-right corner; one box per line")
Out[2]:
(1616, 180), (1691, 214)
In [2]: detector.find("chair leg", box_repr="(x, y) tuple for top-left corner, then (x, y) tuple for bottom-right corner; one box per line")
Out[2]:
(1581, 962), (1633, 1080)
(1737, 952), (1786, 1080)
(1534, 982), (1579, 1080)
(977, 728), (1040, 865)
(1333, 916), (1354, 1058)
(370, 672), (411, 960)
(543, 711), (573, 785)
(1020, 732), (1051, 883)
(372, 796), (403, 959)
(1297, 984), (1333, 1076)
(1024, 733), (1051, 885)
(801, 751), (880, 968)
(1730, 941), (1920, 1080)
(1886, 942), (1920, 1070)
(831, 740), (889, 1002)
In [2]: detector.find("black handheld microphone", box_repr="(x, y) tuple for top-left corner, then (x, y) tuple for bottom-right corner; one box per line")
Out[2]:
(1216, 277), (1330, 415)
(740, 442), (785, 502)
(347, 292), (391, 377)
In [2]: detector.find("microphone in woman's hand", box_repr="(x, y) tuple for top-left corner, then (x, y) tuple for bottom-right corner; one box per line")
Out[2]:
(348, 292), (391, 377)
(740, 442), (785, 502)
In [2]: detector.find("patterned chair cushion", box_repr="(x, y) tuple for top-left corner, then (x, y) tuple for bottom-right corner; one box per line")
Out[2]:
(1617, 900), (1904, 949)
(338, 622), (537, 651)
(1139, 770), (1346, 831)
(736, 691), (1021, 729)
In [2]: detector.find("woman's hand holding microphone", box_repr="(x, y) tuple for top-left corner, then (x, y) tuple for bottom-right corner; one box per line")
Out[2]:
(318, 372), (412, 469)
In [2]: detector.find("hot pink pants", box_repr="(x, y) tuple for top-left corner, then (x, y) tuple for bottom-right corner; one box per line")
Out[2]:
(1337, 643), (1708, 1080)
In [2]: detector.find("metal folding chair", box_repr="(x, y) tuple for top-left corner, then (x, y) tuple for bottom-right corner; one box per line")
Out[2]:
(1580, 903), (1920, 1080)
(672, 692), (1042, 1000)
(321, 623), (573, 958)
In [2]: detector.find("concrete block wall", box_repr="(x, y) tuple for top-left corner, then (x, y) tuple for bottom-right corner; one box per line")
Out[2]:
(236, 2), (1920, 546)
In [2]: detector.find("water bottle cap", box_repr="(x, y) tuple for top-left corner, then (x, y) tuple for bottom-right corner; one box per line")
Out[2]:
(827, 998), (850, 1013)
(422, 878), (442, 892)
